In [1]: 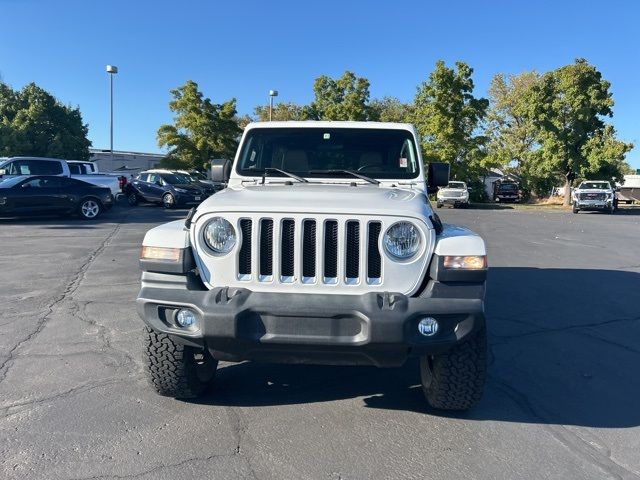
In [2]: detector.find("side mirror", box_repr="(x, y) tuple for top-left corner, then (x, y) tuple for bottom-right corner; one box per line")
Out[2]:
(467, 187), (473, 192)
(211, 158), (231, 184)
(427, 162), (450, 194)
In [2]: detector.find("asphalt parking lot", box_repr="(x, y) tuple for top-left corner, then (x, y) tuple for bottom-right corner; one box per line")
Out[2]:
(1, 204), (639, 480)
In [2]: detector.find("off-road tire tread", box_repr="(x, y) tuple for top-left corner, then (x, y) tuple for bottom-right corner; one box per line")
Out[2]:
(421, 328), (487, 411)
(143, 327), (215, 398)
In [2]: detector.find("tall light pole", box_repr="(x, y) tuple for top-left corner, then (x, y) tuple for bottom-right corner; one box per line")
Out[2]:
(268, 89), (278, 121)
(106, 65), (118, 159)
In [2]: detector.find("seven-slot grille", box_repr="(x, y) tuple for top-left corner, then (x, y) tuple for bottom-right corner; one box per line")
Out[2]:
(238, 217), (383, 286)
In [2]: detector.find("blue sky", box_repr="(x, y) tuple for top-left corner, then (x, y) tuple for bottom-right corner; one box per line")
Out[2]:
(1, 0), (638, 169)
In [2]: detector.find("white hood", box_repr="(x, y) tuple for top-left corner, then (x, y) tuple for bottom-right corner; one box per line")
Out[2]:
(194, 183), (432, 220)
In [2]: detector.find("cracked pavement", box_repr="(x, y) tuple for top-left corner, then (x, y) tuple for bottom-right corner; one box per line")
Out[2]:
(1, 205), (640, 479)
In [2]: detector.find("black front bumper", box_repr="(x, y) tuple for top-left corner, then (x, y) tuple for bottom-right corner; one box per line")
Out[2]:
(137, 280), (485, 367)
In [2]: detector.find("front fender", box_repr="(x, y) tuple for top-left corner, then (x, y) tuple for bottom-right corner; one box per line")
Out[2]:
(427, 224), (487, 283)
(140, 220), (194, 274)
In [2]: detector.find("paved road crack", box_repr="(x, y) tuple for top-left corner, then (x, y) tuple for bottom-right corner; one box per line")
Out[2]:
(0, 220), (124, 386)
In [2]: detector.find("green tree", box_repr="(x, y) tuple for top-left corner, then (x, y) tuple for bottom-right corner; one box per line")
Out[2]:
(157, 80), (241, 170)
(308, 71), (372, 121)
(486, 72), (539, 169)
(523, 59), (629, 204)
(580, 125), (633, 180)
(369, 96), (414, 123)
(0, 82), (91, 159)
(254, 101), (308, 122)
(413, 61), (489, 179)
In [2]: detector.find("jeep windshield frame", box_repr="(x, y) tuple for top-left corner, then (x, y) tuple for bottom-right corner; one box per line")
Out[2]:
(235, 127), (421, 181)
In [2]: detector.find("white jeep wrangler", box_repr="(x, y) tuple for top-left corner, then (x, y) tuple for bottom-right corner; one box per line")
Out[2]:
(138, 122), (488, 411)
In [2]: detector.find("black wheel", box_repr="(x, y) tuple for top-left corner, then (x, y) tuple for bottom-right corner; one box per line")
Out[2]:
(127, 192), (139, 206)
(78, 198), (102, 219)
(420, 328), (487, 411)
(608, 203), (615, 214)
(572, 203), (579, 214)
(162, 193), (175, 209)
(436, 202), (442, 209)
(143, 327), (217, 398)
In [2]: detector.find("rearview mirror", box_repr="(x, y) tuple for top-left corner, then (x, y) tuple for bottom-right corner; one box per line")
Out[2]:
(427, 162), (450, 194)
(211, 158), (231, 184)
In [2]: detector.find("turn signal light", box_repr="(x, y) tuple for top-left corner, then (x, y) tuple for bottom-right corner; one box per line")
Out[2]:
(443, 255), (486, 270)
(140, 246), (180, 262)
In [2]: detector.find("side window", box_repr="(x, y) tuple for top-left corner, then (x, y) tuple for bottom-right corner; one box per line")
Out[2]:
(14, 161), (33, 175)
(3, 161), (18, 175)
(69, 164), (81, 175)
(148, 174), (158, 184)
(33, 160), (63, 175)
(59, 177), (77, 188)
(20, 178), (45, 188)
(42, 177), (64, 188)
(138, 174), (149, 182)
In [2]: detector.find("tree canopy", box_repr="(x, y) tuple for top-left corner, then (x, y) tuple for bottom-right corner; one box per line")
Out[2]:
(522, 59), (631, 203)
(157, 80), (241, 170)
(413, 61), (489, 179)
(0, 82), (91, 159)
(307, 71), (373, 121)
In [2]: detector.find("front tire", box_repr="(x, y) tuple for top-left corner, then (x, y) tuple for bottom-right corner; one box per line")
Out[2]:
(162, 193), (175, 209)
(78, 198), (102, 220)
(420, 328), (487, 411)
(572, 203), (579, 214)
(143, 327), (217, 398)
(436, 202), (443, 209)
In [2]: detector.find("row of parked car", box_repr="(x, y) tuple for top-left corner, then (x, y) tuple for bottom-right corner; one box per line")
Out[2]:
(124, 169), (220, 208)
(435, 178), (627, 214)
(0, 157), (217, 220)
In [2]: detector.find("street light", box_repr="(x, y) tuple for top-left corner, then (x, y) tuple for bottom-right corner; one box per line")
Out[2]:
(106, 65), (118, 159)
(269, 89), (278, 121)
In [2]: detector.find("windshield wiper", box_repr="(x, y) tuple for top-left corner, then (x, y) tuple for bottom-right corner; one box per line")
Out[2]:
(262, 167), (308, 184)
(310, 169), (380, 185)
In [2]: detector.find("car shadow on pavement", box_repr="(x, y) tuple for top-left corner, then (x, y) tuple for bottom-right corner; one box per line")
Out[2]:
(193, 267), (640, 428)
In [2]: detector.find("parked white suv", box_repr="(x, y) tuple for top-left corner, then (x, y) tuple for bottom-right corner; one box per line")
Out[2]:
(137, 122), (488, 411)
(572, 180), (617, 214)
(436, 181), (470, 208)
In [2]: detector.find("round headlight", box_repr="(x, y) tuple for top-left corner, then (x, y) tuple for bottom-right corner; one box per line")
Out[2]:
(204, 217), (236, 254)
(383, 221), (421, 260)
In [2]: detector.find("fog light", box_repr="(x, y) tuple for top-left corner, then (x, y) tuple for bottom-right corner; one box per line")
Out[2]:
(418, 317), (439, 336)
(175, 309), (197, 329)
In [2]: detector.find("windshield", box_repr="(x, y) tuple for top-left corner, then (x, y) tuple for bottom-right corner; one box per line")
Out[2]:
(446, 182), (465, 189)
(191, 172), (207, 180)
(580, 182), (609, 189)
(174, 173), (195, 183)
(498, 183), (517, 191)
(236, 128), (420, 180)
(160, 174), (184, 185)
